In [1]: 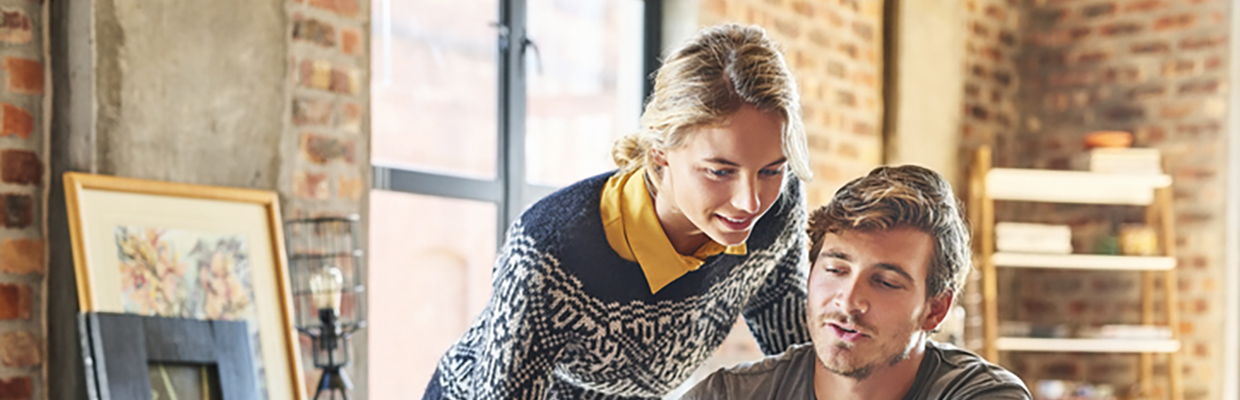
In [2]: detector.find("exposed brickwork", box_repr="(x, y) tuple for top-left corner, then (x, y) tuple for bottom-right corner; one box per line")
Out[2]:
(0, 8), (31, 43)
(286, 0), (369, 390)
(1, 58), (39, 95)
(0, 376), (31, 400)
(0, 104), (30, 139)
(0, 283), (30, 320)
(700, 0), (884, 207)
(0, 331), (39, 367)
(968, 1), (1231, 399)
(0, 239), (40, 275)
(0, 5), (44, 399)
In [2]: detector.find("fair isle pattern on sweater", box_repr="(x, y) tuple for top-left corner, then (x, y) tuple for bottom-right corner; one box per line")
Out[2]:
(428, 172), (811, 400)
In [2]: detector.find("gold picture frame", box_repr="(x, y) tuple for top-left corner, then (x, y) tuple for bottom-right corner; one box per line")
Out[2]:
(64, 172), (306, 400)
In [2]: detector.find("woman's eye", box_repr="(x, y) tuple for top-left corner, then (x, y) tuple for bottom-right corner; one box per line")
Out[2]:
(707, 169), (734, 177)
(759, 167), (784, 177)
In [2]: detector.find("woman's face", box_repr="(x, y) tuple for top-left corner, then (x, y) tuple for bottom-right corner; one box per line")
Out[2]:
(654, 104), (788, 251)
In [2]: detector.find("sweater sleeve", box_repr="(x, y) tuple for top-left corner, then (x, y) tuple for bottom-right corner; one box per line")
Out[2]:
(435, 224), (567, 400)
(741, 224), (812, 355)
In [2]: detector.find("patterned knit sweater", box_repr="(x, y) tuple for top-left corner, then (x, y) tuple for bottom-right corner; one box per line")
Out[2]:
(426, 172), (811, 399)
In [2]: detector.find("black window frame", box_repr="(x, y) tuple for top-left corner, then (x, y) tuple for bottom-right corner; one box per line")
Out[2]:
(371, 0), (662, 246)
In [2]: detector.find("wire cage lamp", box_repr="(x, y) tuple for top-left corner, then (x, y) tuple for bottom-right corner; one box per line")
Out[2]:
(285, 215), (366, 400)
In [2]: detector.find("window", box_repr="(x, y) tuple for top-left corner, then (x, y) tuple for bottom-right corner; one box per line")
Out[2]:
(368, 1), (657, 397)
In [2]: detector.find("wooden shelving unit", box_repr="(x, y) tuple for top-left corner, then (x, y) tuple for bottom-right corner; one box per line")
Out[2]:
(970, 146), (1182, 400)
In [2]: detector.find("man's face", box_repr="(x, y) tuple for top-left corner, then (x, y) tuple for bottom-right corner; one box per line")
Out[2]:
(805, 227), (951, 380)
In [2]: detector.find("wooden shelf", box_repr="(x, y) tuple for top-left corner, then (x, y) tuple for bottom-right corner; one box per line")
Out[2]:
(986, 169), (1172, 205)
(992, 252), (1176, 271)
(996, 337), (1181, 353)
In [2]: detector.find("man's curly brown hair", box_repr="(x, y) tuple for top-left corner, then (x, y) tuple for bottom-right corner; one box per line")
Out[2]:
(807, 165), (971, 298)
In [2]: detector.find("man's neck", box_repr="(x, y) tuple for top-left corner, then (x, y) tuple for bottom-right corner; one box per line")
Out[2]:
(812, 341), (928, 400)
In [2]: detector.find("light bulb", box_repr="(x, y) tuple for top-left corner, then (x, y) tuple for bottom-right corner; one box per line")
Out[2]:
(309, 264), (344, 313)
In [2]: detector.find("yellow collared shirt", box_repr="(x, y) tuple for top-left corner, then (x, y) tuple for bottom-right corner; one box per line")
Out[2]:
(600, 168), (746, 294)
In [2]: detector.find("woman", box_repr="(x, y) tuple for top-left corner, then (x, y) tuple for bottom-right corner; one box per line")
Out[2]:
(423, 23), (812, 399)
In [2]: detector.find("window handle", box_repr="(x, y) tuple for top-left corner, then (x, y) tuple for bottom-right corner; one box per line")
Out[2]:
(523, 37), (544, 76)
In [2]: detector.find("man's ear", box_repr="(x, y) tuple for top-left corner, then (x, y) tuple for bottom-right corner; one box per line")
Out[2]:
(922, 291), (955, 332)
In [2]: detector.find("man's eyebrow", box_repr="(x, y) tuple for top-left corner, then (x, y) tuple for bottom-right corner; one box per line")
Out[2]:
(819, 250), (850, 262)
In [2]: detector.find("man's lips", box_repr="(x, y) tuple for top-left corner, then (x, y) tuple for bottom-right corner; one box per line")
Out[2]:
(829, 322), (868, 342)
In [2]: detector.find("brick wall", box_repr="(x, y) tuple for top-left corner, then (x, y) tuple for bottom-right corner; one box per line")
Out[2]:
(0, 1), (44, 400)
(958, 0), (1024, 356)
(968, 1), (1230, 399)
(285, 0), (369, 396)
(700, 0), (884, 207)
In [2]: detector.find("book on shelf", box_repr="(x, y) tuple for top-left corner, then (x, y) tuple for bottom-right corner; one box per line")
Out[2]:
(996, 222), (1073, 254)
(1087, 148), (1162, 175)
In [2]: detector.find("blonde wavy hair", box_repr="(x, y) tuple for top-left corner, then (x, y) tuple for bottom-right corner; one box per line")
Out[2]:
(807, 165), (972, 300)
(611, 23), (811, 183)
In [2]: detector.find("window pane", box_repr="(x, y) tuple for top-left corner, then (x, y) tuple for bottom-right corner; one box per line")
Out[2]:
(367, 191), (497, 398)
(372, 0), (498, 178)
(525, 0), (645, 187)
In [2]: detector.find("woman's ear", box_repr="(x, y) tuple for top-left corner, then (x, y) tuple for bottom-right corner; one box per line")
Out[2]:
(651, 147), (669, 168)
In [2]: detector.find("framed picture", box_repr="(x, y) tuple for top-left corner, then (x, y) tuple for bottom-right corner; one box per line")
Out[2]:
(65, 172), (306, 400)
(80, 312), (256, 400)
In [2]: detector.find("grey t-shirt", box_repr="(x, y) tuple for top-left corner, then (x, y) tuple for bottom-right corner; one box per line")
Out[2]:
(680, 341), (1031, 400)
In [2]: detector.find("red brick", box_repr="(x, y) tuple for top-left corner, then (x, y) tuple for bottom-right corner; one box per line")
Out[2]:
(1082, 3), (1116, 18)
(0, 104), (30, 139)
(1100, 22), (1143, 36)
(0, 331), (38, 367)
(1161, 59), (1196, 78)
(835, 90), (855, 107)
(0, 239), (41, 275)
(309, 0), (359, 18)
(336, 173), (364, 201)
(329, 66), (359, 94)
(292, 97), (331, 126)
(1, 150), (39, 185)
(293, 170), (329, 200)
(1153, 14), (1196, 32)
(1031, 9), (1065, 28)
(1180, 35), (1227, 51)
(2, 58), (40, 95)
(1074, 50), (1110, 65)
(341, 28), (362, 56)
(0, 376), (31, 400)
(1131, 41), (1169, 54)
(1205, 56), (1223, 71)
(1128, 84), (1165, 101)
(339, 102), (362, 133)
(1125, 0), (1165, 12)
(0, 8), (32, 43)
(300, 133), (355, 165)
(292, 15), (336, 48)
(0, 283), (30, 319)
(1155, 103), (1195, 118)
(300, 59), (331, 91)
(1, 194), (32, 228)
(1105, 106), (1145, 121)
(851, 21), (873, 42)
(1179, 79), (1221, 95)
(791, 1), (813, 17)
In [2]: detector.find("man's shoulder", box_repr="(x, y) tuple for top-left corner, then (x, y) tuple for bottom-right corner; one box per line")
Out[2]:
(919, 341), (1032, 399)
(680, 343), (816, 400)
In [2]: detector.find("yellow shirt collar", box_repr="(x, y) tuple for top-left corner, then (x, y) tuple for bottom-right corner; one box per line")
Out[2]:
(600, 168), (746, 294)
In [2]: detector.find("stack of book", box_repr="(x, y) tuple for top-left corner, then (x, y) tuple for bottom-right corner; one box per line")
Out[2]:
(996, 222), (1073, 254)
(1088, 148), (1162, 175)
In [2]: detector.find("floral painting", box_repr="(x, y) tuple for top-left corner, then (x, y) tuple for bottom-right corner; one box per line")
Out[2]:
(116, 226), (269, 399)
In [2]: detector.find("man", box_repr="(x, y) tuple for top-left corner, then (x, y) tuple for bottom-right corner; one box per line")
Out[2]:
(682, 165), (1031, 400)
